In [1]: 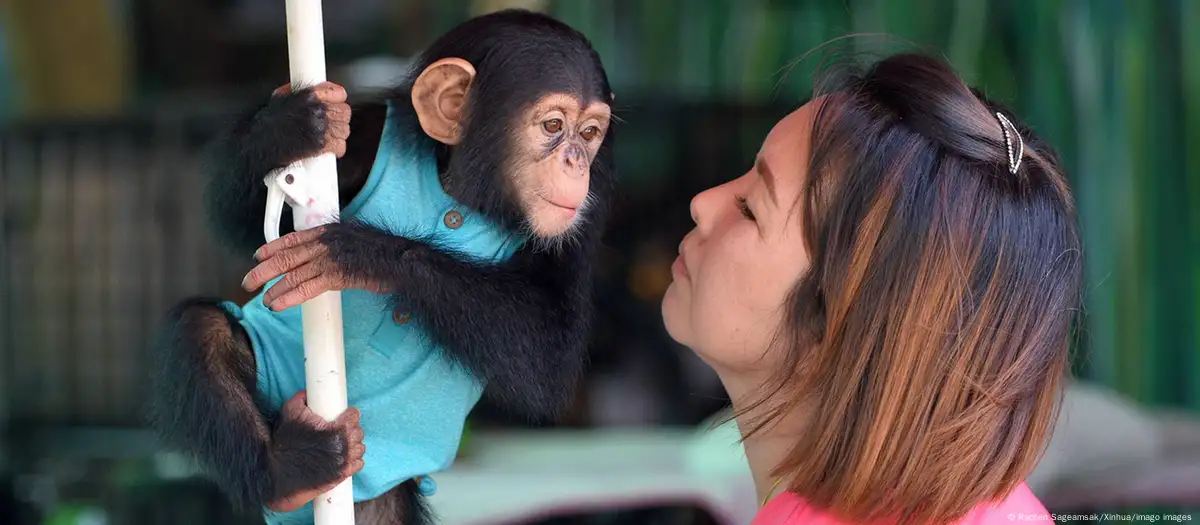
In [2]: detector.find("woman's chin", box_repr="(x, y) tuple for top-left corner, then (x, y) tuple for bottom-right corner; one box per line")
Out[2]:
(660, 285), (689, 345)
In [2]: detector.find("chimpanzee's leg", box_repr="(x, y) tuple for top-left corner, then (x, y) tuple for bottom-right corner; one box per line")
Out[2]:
(354, 479), (434, 525)
(149, 297), (363, 513)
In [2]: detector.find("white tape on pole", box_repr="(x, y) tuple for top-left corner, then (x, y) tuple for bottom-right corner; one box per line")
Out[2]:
(276, 1), (355, 523)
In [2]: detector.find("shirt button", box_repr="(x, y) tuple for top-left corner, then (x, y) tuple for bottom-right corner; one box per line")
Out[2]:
(393, 311), (411, 325)
(443, 210), (463, 229)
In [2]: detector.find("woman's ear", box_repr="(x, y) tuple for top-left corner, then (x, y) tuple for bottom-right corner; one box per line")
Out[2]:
(411, 58), (476, 145)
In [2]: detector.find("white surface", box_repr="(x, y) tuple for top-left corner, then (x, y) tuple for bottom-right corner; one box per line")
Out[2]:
(282, 0), (354, 522)
(427, 428), (758, 525)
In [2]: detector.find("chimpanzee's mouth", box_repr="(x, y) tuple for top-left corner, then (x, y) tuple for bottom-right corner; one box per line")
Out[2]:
(542, 197), (578, 213)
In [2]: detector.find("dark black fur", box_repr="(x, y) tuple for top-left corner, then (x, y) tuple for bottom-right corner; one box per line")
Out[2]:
(151, 297), (352, 510)
(150, 9), (614, 524)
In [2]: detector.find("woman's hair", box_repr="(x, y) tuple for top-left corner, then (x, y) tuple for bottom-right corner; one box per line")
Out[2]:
(748, 52), (1084, 524)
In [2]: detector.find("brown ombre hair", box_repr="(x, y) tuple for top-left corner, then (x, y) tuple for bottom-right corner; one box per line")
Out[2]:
(745, 53), (1083, 524)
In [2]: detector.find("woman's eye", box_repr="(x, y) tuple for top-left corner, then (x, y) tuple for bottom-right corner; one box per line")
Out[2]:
(580, 126), (600, 141)
(543, 119), (563, 134)
(736, 196), (756, 221)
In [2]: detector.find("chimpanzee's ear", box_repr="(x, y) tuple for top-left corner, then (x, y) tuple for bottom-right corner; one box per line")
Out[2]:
(411, 58), (476, 145)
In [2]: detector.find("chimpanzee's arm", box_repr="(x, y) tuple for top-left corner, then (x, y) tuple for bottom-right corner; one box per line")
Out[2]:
(202, 88), (383, 258)
(320, 219), (602, 421)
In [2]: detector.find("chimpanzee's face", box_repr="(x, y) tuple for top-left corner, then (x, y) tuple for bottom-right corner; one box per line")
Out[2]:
(511, 93), (611, 239)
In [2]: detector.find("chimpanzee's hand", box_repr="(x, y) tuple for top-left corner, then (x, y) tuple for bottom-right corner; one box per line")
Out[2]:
(255, 81), (351, 165)
(265, 390), (365, 513)
(242, 224), (392, 311)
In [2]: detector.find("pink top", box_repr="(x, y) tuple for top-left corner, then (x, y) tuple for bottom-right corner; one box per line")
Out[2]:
(752, 482), (1049, 525)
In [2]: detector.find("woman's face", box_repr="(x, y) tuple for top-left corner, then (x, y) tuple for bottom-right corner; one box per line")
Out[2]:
(662, 101), (817, 373)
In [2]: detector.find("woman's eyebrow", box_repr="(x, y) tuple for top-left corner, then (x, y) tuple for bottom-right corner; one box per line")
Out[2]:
(755, 155), (778, 206)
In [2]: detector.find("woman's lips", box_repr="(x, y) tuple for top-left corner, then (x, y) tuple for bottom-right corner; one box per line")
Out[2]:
(672, 250), (689, 279)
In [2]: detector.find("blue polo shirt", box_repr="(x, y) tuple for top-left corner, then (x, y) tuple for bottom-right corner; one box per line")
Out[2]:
(222, 100), (526, 525)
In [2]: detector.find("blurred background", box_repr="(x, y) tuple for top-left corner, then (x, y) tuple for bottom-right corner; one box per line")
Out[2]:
(1, 0), (1198, 523)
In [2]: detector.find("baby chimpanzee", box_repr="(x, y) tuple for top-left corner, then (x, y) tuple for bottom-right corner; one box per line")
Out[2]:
(150, 9), (615, 525)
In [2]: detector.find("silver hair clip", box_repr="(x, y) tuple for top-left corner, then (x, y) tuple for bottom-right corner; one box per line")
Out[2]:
(995, 112), (1024, 174)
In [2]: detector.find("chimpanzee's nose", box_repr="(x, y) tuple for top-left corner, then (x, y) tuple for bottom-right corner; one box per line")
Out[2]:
(564, 143), (587, 170)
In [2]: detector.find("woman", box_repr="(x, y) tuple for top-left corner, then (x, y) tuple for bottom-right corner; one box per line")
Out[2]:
(662, 52), (1082, 525)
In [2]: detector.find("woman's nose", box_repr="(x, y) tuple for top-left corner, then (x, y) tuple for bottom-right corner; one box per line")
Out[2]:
(689, 186), (722, 231)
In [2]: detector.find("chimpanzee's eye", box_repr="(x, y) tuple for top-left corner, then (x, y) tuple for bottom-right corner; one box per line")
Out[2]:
(543, 119), (563, 134)
(580, 126), (600, 141)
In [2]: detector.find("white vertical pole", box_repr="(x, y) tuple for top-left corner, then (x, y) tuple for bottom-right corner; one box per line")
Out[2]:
(283, 1), (355, 524)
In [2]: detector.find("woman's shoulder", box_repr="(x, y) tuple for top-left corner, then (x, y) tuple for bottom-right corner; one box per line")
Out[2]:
(752, 482), (1048, 525)
(957, 482), (1049, 524)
